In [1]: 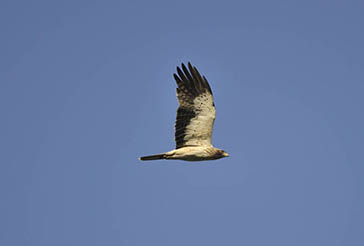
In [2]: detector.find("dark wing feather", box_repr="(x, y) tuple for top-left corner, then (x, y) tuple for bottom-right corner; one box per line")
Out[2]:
(173, 62), (216, 149)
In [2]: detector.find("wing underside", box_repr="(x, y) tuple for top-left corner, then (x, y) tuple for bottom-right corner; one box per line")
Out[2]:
(173, 63), (216, 149)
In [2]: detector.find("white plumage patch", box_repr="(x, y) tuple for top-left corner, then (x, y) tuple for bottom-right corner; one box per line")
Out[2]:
(181, 92), (215, 147)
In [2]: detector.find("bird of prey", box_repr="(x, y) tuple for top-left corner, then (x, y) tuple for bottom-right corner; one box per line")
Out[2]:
(139, 62), (229, 161)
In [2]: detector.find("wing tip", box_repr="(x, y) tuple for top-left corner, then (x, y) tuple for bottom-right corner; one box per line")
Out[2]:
(175, 62), (213, 95)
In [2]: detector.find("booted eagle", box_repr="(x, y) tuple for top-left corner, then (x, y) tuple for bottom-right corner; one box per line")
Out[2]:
(139, 62), (229, 161)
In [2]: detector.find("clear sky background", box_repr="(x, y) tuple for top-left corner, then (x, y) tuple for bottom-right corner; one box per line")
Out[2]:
(1, 0), (363, 245)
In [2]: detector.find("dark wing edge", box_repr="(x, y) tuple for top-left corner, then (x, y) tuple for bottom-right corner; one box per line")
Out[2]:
(173, 62), (213, 97)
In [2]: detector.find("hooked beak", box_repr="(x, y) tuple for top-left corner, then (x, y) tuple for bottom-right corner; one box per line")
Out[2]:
(223, 152), (229, 157)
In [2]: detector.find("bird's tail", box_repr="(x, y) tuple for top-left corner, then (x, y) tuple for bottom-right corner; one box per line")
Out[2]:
(139, 153), (166, 161)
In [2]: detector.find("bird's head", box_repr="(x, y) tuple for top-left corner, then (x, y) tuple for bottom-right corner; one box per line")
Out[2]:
(218, 149), (229, 158)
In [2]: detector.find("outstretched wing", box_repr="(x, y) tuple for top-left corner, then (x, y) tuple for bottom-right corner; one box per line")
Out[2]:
(173, 62), (216, 149)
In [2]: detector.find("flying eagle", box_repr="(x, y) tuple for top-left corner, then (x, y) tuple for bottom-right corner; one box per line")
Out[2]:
(139, 62), (229, 161)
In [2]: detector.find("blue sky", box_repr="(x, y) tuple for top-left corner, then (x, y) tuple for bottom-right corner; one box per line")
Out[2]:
(1, 0), (363, 245)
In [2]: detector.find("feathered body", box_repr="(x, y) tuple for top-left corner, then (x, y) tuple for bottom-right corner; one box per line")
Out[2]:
(139, 62), (229, 162)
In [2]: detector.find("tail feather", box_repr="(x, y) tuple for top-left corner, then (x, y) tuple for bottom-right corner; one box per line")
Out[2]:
(139, 153), (165, 161)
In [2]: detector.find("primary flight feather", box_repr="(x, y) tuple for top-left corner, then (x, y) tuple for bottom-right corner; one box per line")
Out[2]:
(139, 62), (229, 161)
